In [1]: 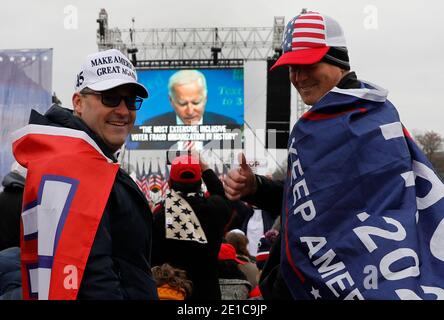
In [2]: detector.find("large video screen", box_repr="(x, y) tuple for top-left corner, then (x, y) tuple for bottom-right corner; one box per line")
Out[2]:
(126, 68), (244, 150)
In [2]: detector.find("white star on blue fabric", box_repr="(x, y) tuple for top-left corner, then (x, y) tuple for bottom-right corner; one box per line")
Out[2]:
(310, 287), (321, 299)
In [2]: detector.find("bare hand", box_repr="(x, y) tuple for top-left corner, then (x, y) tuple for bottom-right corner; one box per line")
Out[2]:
(224, 153), (257, 201)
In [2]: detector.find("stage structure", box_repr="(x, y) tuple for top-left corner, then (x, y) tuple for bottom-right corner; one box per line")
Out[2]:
(95, 9), (309, 207)
(97, 9), (283, 63)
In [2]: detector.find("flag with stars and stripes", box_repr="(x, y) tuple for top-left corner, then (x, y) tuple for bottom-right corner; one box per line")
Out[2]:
(271, 11), (347, 70)
(139, 162), (150, 200)
(282, 12), (328, 53)
(283, 12), (326, 52)
(164, 189), (207, 244)
(281, 80), (444, 300)
(162, 163), (170, 197)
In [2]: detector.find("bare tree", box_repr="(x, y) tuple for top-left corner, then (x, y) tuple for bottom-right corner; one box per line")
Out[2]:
(415, 131), (443, 163)
(434, 153), (444, 180)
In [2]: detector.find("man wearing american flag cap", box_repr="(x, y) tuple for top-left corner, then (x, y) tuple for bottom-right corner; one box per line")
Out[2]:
(224, 11), (444, 300)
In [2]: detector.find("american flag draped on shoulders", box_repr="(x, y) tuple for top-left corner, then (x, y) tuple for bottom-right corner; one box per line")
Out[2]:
(281, 80), (444, 300)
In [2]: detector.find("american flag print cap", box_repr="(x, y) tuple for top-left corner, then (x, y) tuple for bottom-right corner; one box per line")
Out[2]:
(271, 12), (347, 70)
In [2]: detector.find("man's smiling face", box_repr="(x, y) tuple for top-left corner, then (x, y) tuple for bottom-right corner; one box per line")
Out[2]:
(289, 62), (344, 105)
(72, 84), (137, 152)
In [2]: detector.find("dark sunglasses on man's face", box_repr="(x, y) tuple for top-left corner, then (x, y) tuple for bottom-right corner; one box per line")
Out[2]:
(81, 90), (143, 111)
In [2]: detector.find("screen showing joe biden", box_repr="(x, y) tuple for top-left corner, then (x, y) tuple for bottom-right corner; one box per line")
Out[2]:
(126, 68), (244, 150)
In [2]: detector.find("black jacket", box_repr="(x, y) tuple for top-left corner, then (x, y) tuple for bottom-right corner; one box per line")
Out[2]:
(30, 105), (157, 300)
(151, 169), (231, 300)
(0, 172), (24, 251)
(243, 176), (292, 300)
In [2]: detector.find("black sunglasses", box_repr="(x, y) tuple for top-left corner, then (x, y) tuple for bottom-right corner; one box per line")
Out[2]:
(81, 89), (143, 111)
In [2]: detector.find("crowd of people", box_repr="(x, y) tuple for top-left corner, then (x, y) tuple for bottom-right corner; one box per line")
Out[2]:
(1, 10), (444, 300)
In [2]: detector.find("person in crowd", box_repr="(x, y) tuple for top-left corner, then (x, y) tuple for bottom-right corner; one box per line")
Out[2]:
(145, 70), (238, 126)
(140, 70), (238, 150)
(0, 162), (26, 251)
(224, 201), (275, 257)
(151, 154), (232, 300)
(224, 11), (444, 299)
(151, 263), (192, 300)
(12, 49), (157, 300)
(243, 205), (275, 257)
(247, 233), (272, 299)
(217, 243), (252, 300)
(224, 229), (259, 288)
(255, 229), (278, 273)
(0, 247), (21, 300)
(0, 162), (26, 300)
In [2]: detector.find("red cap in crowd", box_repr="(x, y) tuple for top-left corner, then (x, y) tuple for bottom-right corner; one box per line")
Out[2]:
(169, 155), (201, 184)
(218, 243), (247, 265)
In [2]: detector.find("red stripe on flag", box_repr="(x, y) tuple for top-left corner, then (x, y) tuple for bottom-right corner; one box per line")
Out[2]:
(293, 23), (325, 30)
(293, 32), (325, 39)
(298, 15), (323, 20)
(284, 185), (306, 283)
(184, 140), (195, 151)
(292, 42), (326, 48)
(302, 108), (368, 121)
(403, 126), (413, 140)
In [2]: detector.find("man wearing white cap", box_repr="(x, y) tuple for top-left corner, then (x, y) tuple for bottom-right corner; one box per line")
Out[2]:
(225, 11), (444, 300)
(12, 49), (158, 300)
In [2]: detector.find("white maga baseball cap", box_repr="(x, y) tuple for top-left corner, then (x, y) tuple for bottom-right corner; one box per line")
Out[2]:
(75, 49), (148, 98)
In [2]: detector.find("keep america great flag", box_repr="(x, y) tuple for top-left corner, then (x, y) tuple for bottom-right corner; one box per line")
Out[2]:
(281, 80), (444, 300)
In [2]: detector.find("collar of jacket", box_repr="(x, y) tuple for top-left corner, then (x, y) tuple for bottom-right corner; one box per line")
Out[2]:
(1, 171), (25, 188)
(336, 71), (361, 89)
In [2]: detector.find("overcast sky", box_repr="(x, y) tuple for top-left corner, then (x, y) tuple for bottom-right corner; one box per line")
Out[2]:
(1, 0), (443, 137)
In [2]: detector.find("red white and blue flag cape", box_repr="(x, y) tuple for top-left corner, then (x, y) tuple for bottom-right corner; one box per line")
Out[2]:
(12, 124), (119, 300)
(282, 81), (444, 300)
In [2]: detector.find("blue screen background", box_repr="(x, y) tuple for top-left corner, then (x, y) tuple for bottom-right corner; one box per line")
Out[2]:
(135, 68), (244, 125)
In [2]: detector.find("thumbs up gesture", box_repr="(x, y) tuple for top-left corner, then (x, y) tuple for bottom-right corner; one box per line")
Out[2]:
(224, 153), (258, 201)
